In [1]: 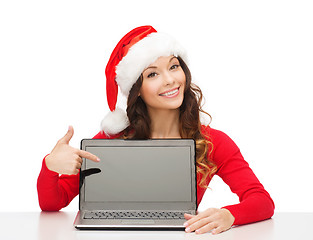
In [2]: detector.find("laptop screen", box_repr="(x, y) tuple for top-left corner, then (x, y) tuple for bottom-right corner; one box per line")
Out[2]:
(85, 146), (191, 202)
(80, 139), (196, 211)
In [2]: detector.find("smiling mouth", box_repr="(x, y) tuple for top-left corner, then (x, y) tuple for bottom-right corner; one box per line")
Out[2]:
(159, 87), (179, 97)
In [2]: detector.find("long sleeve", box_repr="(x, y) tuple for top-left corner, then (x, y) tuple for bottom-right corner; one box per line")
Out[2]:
(37, 131), (120, 211)
(36, 155), (79, 211)
(207, 128), (275, 226)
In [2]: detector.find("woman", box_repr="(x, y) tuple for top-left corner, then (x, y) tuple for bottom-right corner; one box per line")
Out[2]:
(37, 26), (274, 235)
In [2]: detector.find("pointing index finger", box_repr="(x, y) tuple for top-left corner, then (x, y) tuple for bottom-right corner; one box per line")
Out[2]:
(78, 150), (100, 162)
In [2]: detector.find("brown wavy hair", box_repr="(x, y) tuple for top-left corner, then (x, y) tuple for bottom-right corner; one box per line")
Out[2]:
(122, 56), (217, 188)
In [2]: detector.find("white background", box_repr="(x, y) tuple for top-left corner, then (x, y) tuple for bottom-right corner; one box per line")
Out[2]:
(0, 0), (312, 212)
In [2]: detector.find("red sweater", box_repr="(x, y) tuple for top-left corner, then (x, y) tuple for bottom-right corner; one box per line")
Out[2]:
(37, 126), (274, 226)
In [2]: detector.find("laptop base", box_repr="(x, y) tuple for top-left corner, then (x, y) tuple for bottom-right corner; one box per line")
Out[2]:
(74, 211), (187, 230)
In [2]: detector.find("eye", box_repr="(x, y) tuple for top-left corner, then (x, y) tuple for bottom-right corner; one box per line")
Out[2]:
(147, 72), (157, 78)
(170, 64), (180, 70)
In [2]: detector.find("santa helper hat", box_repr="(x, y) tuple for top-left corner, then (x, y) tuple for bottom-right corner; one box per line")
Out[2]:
(101, 25), (188, 136)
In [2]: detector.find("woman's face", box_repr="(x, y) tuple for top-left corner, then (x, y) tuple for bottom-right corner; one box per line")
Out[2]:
(139, 55), (186, 112)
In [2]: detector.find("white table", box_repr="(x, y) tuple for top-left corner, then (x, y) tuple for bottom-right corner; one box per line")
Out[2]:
(0, 212), (312, 240)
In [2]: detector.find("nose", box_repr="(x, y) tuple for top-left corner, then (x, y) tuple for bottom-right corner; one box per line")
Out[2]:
(163, 71), (175, 85)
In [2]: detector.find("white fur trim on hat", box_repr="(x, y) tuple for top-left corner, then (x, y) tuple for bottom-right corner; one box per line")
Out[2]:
(115, 32), (188, 96)
(100, 107), (129, 136)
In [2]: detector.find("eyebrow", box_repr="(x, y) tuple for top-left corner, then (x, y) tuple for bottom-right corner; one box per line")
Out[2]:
(143, 56), (178, 72)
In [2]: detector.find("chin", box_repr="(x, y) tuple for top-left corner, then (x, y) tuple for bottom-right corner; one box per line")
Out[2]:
(164, 99), (184, 110)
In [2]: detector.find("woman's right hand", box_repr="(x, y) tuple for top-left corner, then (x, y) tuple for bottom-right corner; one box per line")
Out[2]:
(45, 126), (100, 175)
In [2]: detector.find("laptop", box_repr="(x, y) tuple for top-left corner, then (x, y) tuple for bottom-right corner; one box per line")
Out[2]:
(74, 138), (197, 230)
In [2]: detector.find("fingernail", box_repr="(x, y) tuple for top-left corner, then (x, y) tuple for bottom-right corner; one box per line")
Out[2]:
(196, 230), (200, 234)
(96, 158), (100, 161)
(183, 222), (188, 227)
(185, 227), (191, 233)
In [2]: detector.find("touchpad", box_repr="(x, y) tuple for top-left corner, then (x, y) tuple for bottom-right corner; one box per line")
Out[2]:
(121, 220), (155, 225)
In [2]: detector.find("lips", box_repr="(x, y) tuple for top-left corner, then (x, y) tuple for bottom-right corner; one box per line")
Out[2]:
(159, 87), (179, 97)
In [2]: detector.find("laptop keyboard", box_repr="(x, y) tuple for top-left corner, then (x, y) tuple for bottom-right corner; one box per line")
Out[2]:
(84, 211), (186, 219)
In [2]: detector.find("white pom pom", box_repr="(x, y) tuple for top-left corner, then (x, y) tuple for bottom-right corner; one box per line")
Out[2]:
(101, 107), (130, 136)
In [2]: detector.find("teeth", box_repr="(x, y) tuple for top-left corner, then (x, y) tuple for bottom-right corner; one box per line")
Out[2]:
(160, 88), (178, 96)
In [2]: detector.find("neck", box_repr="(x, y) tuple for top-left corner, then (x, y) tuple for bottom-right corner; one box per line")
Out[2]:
(148, 109), (181, 139)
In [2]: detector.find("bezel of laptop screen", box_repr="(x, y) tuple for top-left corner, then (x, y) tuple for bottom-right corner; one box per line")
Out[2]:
(79, 139), (196, 211)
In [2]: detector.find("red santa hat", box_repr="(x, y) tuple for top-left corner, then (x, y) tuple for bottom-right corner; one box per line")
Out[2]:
(101, 25), (188, 135)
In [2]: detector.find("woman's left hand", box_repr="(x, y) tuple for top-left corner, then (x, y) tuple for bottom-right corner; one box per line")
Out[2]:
(184, 208), (235, 235)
